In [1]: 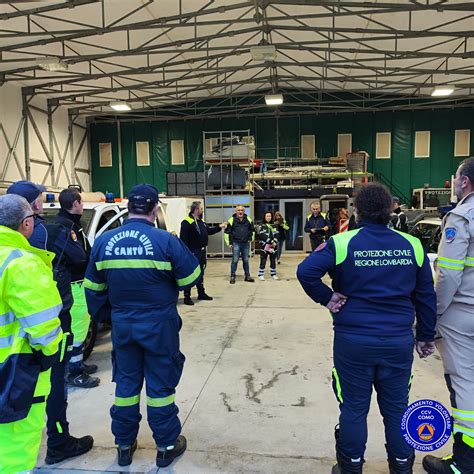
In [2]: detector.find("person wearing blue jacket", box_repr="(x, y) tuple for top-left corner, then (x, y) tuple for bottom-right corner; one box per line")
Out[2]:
(7, 180), (94, 464)
(304, 201), (331, 250)
(84, 184), (201, 468)
(297, 183), (437, 474)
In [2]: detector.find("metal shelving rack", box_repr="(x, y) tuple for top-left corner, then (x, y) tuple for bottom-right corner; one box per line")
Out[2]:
(203, 130), (254, 257)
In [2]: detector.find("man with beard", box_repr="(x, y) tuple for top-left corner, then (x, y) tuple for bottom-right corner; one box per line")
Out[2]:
(423, 157), (474, 474)
(179, 201), (226, 305)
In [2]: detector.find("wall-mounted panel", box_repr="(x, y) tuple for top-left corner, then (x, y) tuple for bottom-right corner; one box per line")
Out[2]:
(337, 133), (352, 157)
(455, 129), (470, 157)
(376, 132), (391, 159)
(301, 135), (315, 160)
(415, 131), (431, 158)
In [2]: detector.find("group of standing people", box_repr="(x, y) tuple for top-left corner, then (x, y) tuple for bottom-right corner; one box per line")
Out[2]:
(223, 205), (291, 283)
(0, 183), (98, 473)
(305, 200), (360, 252)
(1, 156), (473, 473)
(180, 203), (291, 289)
(297, 157), (474, 474)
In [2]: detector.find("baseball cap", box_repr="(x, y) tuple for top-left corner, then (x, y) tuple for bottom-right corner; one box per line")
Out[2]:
(392, 196), (401, 204)
(7, 180), (46, 204)
(128, 184), (159, 205)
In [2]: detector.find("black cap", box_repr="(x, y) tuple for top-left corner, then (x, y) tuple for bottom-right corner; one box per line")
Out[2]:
(392, 196), (401, 204)
(7, 180), (46, 204)
(128, 184), (159, 205)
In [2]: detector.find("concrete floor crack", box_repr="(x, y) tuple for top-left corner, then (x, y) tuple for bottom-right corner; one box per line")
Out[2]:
(243, 365), (299, 404)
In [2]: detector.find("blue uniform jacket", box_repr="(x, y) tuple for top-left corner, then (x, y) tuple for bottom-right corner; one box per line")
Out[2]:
(29, 214), (88, 311)
(297, 221), (436, 341)
(84, 219), (201, 324)
(304, 213), (331, 242)
(180, 213), (221, 250)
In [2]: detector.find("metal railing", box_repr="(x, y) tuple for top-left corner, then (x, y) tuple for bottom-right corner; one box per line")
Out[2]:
(373, 173), (411, 205)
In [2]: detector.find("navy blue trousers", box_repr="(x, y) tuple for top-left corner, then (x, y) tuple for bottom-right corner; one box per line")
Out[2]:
(184, 248), (205, 298)
(110, 316), (185, 447)
(332, 332), (415, 460)
(46, 309), (72, 448)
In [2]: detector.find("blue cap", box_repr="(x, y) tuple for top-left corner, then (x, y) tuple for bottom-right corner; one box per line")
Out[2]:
(128, 184), (159, 205)
(7, 180), (46, 204)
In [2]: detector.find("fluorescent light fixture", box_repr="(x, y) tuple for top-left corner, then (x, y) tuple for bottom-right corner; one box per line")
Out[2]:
(35, 57), (68, 72)
(265, 94), (283, 105)
(250, 45), (276, 62)
(431, 86), (454, 97)
(110, 102), (131, 111)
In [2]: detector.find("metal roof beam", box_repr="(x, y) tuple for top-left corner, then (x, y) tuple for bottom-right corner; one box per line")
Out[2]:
(0, 0), (99, 20)
(33, 58), (474, 101)
(0, 2), (254, 52)
(53, 75), (472, 109)
(257, 1), (474, 12)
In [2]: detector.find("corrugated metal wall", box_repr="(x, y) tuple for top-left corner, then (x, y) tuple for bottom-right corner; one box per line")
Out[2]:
(90, 109), (474, 201)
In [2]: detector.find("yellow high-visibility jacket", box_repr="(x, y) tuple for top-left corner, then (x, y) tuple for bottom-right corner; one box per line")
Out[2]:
(0, 225), (62, 424)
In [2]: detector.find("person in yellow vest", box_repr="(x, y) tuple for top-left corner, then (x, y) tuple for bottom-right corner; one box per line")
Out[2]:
(274, 211), (290, 264)
(224, 205), (255, 284)
(179, 201), (227, 305)
(0, 194), (63, 474)
(304, 201), (331, 251)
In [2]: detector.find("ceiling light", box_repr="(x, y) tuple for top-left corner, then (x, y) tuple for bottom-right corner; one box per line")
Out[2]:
(250, 45), (276, 62)
(431, 86), (454, 97)
(265, 94), (283, 105)
(110, 102), (131, 111)
(35, 57), (68, 72)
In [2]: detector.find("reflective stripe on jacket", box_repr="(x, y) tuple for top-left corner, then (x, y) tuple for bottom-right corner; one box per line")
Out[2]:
(304, 213), (330, 241)
(297, 221), (436, 341)
(224, 214), (255, 246)
(435, 192), (474, 314)
(180, 214), (221, 249)
(257, 223), (279, 250)
(84, 218), (201, 324)
(0, 225), (62, 423)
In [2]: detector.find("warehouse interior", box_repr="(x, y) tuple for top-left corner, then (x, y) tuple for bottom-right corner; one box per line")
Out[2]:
(0, 0), (473, 473)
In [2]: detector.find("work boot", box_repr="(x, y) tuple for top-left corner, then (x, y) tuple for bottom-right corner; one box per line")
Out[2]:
(45, 435), (94, 464)
(80, 362), (98, 375)
(388, 454), (415, 473)
(423, 433), (474, 474)
(68, 373), (100, 388)
(156, 435), (187, 468)
(332, 425), (364, 474)
(423, 455), (471, 474)
(331, 450), (364, 474)
(230, 275), (236, 284)
(183, 296), (194, 306)
(244, 275), (255, 282)
(198, 293), (213, 301)
(117, 440), (137, 466)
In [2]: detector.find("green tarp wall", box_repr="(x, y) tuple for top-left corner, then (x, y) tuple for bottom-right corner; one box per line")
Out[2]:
(90, 109), (474, 202)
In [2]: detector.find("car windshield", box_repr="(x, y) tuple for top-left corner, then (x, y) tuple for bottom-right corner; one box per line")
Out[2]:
(410, 223), (441, 254)
(115, 207), (167, 231)
(40, 207), (94, 235)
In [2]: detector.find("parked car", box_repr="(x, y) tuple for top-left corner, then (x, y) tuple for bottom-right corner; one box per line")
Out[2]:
(40, 200), (168, 359)
(41, 201), (168, 245)
(409, 217), (442, 275)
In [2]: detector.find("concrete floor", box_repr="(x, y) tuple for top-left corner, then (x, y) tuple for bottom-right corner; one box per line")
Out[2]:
(33, 255), (450, 474)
